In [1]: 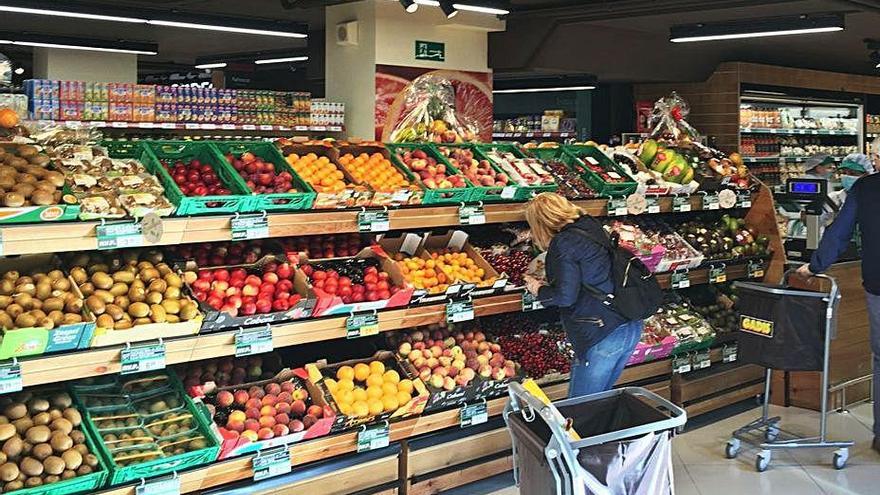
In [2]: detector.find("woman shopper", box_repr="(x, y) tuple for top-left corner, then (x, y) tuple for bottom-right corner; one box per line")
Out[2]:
(523, 193), (643, 398)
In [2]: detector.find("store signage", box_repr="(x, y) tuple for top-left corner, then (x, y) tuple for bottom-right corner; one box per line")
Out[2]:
(415, 40), (445, 62)
(709, 266), (727, 284)
(97, 221), (143, 250)
(694, 349), (711, 370)
(357, 423), (390, 452)
(723, 344), (738, 363)
(120, 343), (166, 375)
(501, 186), (517, 200)
(740, 315), (774, 338)
(737, 193), (752, 208)
(460, 402), (488, 427)
(136, 474), (180, 495)
(608, 197), (628, 217)
(346, 312), (380, 339)
(459, 205), (486, 225)
(235, 327), (274, 357)
(672, 196), (691, 212)
(703, 194), (720, 210)
(521, 292), (544, 312)
(446, 299), (474, 323)
(252, 446), (291, 481)
(0, 361), (22, 395)
(670, 270), (690, 289)
(231, 214), (269, 240)
(141, 212), (164, 244)
(672, 354), (692, 374)
(748, 260), (765, 279)
(357, 210), (390, 232)
(646, 196), (660, 214)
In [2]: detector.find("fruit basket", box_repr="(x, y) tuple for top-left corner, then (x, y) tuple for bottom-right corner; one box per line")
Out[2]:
(473, 144), (558, 201)
(184, 256), (315, 333)
(433, 144), (519, 203)
(0, 254), (95, 360)
(212, 141), (315, 213)
(129, 141), (252, 216)
(386, 143), (476, 205)
(336, 144), (424, 206)
(204, 369), (335, 459)
(71, 371), (220, 485)
(526, 146), (597, 200)
(563, 144), (637, 196)
(304, 351), (429, 433)
(277, 143), (371, 209)
(0, 387), (110, 495)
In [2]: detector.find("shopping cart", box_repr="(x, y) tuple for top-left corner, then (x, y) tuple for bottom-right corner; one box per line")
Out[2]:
(504, 383), (687, 495)
(725, 272), (854, 471)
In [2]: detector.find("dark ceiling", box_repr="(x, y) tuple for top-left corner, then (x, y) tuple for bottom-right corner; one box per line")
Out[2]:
(1, 0), (879, 84)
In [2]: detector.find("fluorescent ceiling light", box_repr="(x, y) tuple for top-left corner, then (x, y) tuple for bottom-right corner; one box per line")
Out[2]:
(254, 56), (309, 65)
(671, 26), (842, 43)
(0, 31), (157, 55)
(194, 62), (227, 69)
(5, 40), (156, 55)
(400, 0), (418, 13)
(493, 86), (595, 94)
(148, 20), (306, 38)
(0, 5), (144, 23)
(453, 4), (508, 15)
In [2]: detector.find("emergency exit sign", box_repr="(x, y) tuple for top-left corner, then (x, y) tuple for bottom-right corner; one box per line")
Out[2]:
(415, 40), (445, 61)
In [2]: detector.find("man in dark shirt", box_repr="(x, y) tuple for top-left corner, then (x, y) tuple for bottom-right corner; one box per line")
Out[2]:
(797, 171), (880, 452)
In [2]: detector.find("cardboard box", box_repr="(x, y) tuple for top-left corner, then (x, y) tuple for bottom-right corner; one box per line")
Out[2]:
(337, 144), (424, 207)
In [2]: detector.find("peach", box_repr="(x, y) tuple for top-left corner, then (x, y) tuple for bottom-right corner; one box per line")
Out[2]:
(430, 374), (444, 388)
(261, 394), (277, 407)
(226, 419), (245, 432)
(398, 342), (412, 356)
(264, 383), (282, 395)
(292, 389), (309, 401)
(216, 391), (234, 407)
(290, 400), (307, 417)
(244, 419), (260, 432)
(277, 391), (292, 403)
(259, 415), (277, 428)
(248, 386), (265, 399)
(274, 413), (290, 425)
(288, 419), (305, 432)
(408, 349), (423, 361)
(281, 381), (296, 393)
(276, 402), (292, 415)
(307, 405), (323, 418)
(260, 405), (277, 417)
(241, 430), (258, 442)
(245, 398), (262, 410)
(233, 390), (249, 406)
(443, 376), (456, 391)
(302, 414), (317, 429)
(245, 407), (261, 420)
(272, 424), (290, 437)
(257, 427), (274, 440)
(228, 410), (247, 423)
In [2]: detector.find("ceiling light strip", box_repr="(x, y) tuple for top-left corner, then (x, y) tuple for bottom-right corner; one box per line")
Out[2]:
(671, 26), (843, 43)
(147, 20), (306, 38)
(254, 56), (309, 65)
(194, 62), (227, 69)
(8, 41), (156, 55)
(493, 86), (595, 94)
(0, 5), (144, 23)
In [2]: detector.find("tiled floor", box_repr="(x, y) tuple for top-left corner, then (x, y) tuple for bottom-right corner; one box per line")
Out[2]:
(442, 402), (880, 495)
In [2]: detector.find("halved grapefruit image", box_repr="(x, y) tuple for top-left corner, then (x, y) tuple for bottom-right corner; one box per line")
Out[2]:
(375, 73), (410, 141)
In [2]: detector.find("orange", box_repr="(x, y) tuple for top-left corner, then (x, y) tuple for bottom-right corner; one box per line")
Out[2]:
(369, 361), (386, 375)
(381, 395), (399, 413)
(336, 365), (355, 381)
(396, 391), (412, 406)
(383, 370), (400, 384)
(336, 378), (355, 392)
(367, 398), (384, 416)
(352, 387), (368, 402)
(352, 401), (370, 418)
(324, 378), (338, 393)
(0, 108), (19, 129)
(353, 363), (371, 382)
(366, 374), (385, 388)
(335, 389), (354, 406)
(366, 385), (384, 399)
(381, 382), (398, 397)
(397, 379), (414, 394)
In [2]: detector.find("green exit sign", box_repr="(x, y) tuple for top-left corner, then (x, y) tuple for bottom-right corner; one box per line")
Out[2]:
(415, 40), (445, 62)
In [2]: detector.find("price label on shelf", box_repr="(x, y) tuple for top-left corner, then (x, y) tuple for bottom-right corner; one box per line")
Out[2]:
(672, 354), (692, 374)
(357, 210), (390, 233)
(242, 124), (257, 130)
(709, 266), (727, 284)
(201, 123), (217, 130)
(748, 260), (765, 279)
(259, 125), (274, 131)
(501, 186), (517, 200)
(670, 271), (690, 289)
(0, 361), (22, 395)
(521, 292), (544, 312)
(137, 122), (155, 129)
(459, 205), (486, 225)
(136, 474), (180, 495)
(647, 196), (661, 214)
(673, 196), (691, 212)
(252, 446), (291, 481)
(357, 423), (390, 453)
(235, 327), (273, 357)
(695, 349), (711, 370)
(446, 299), (474, 323)
(184, 123), (200, 129)
(346, 312), (380, 339)
(460, 402), (488, 428)
(231, 214), (269, 240)
(160, 123), (177, 129)
(608, 197), (628, 217)
(120, 343), (166, 375)
(703, 194), (720, 210)
(97, 222), (143, 250)
(737, 193), (752, 208)
(221, 124), (236, 130)
(723, 344), (739, 363)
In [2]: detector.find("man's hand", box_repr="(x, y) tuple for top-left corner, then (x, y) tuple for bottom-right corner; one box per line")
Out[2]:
(523, 274), (544, 295)
(796, 264), (814, 278)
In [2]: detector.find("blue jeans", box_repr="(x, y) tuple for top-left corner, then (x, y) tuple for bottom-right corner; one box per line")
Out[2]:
(867, 292), (880, 436)
(568, 320), (643, 398)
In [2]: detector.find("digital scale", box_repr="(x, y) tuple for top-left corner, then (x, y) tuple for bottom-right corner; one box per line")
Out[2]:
(776, 178), (837, 261)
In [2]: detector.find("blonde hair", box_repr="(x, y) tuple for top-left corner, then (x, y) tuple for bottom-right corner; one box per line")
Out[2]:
(524, 192), (585, 251)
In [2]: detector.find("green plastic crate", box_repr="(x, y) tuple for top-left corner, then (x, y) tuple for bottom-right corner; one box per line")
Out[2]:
(473, 143), (559, 201)
(212, 141), (315, 212)
(136, 141), (253, 216)
(562, 145), (637, 196)
(386, 143), (477, 205)
(75, 372), (220, 486)
(525, 146), (598, 200)
(433, 144), (520, 203)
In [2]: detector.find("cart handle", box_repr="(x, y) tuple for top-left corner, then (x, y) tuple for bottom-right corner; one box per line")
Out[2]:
(783, 269), (839, 302)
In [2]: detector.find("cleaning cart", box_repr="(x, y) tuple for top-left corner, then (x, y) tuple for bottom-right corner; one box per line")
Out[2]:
(505, 383), (687, 495)
(726, 272), (854, 471)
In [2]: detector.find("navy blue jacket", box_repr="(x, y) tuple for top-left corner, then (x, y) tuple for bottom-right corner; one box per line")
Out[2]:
(810, 174), (880, 295)
(537, 216), (628, 354)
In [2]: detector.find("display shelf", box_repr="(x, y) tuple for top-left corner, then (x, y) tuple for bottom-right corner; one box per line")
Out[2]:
(492, 131), (575, 139)
(24, 120), (345, 133)
(740, 127), (858, 136)
(0, 193), (758, 256)
(743, 155), (844, 163)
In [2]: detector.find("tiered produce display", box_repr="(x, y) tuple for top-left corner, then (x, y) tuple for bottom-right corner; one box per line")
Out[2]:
(0, 90), (784, 495)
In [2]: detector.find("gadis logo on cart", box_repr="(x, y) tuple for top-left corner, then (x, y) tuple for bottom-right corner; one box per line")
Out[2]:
(739, 315), (774, 338)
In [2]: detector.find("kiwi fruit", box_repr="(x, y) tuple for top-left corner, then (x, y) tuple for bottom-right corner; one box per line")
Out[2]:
(24, 426), (49, 444)
(148, 279), (167, 294)
(133, 317), (152, 326)
(11, 418), (32, 436)
(48, 419), (71, 436)
(30, 413), (50, 427)
(26, 399), (48, 415)
(23, 476), (41, 487)
(30, 444), (51, 461)
(95, 314), (114, 329)
(112, 271), (135, 284)
(109, 283), (128, 297)
(128, 302), (150, 319)
(127, 286), (146, 303)
(112, 296), (129, 310)
(179, 303), (198, 321)
(0, 426), (14, 442)
(164, 273), (183, 288)
(60, 470), (75, 480)
(41, 298), (63, 313)
(160, 299), (180, 315)
(17, 458), (40, 477)
(42, 456), (64, 475)
(90, 273), (113, 290)
(48, 433), (72, 454)
(68, 431), (84, 446)
(165, 314), (180, 323)
(4, 480), (23, 492)
(93, 290), (113, 304)
(2, 193), (24, 208)
(69, 268), (87, 286)
(84, 296), (105, 315)
(13, 314), (35, 329)
(2, 406), (24, 422)
(149, 305), (167, 324)
(3, 306), (21, 320)
(114, 320), (133, 330)
(61, 409), (80, 428)
(0, 463), (17, 482)
(75, 465), (91, 476)
(145, 292), (163, 305)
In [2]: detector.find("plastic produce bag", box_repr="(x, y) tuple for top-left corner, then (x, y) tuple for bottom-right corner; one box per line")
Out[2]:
(389, 75), (478, 143)
(649, 92), (700, 144)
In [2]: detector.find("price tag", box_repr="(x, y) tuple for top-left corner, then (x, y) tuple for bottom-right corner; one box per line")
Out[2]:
(500, 186), (517, 200)
(672, 354), (692, 374)
(709, 265), (727, 284)
(346, 312), (379, 339)
(459, 205), (486, 225)
(259, 125), (274, 131)
(111, 122), (128, 128)
(252, 446), (291, 481)
(608, 197), (628, 216)
(221, 124), (236, 130)
(235, 327), (273, 357)
(231, 214), (269, 240)
(694, 349), (711, 370)
(0, 361), (22, 395)
(120, 343), (166, 375)
(357, 210), (390, 233)
(160, 123), (176, 129)
(184, 123), (200, 129)
(201, 123), (217, 130)
(136, 475), (180, 495)
(460, 402), (488, 427)
(704, 194), (720, 210)
(137, 122), (155, 129)
(723, 344), (738, 363)
(748, 260), (765, 279)
(357, 423), (390, 453)
(97, 222), (143, 250)
(446, 299), (474, 323)
(647, 196), (660, 214)
(673, 196), (691, 212)
(242, 124), (257, 130)
(521, 292), (544, 312)
(737, 193), (752, 208)
(671, 271), (690, 289)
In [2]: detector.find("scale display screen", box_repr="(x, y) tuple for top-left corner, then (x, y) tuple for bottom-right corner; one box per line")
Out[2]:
(789, 181), (821, 194)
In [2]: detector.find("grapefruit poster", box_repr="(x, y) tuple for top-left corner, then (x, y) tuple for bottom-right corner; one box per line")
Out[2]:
(375, 65), (493, 142)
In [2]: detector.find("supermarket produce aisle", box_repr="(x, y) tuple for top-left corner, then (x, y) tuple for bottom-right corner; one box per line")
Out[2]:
(444, 403), (879, 495)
